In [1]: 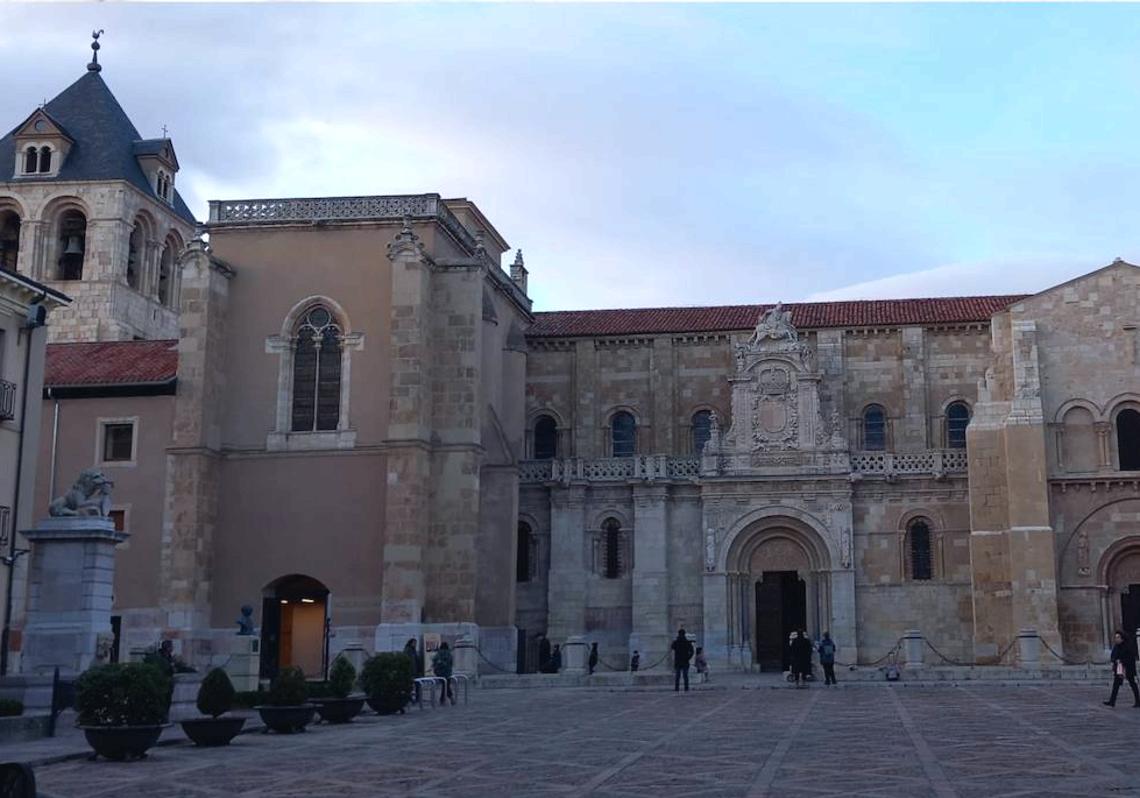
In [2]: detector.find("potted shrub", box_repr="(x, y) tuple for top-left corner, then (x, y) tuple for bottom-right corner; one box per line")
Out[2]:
(75, 663), (170, 760)
(314, 656), (364, 724)
(254, 667), (315, 733)
(0, 699), (23, 717)
(179, 668), (246, 746)
(360, 652), (413, 715)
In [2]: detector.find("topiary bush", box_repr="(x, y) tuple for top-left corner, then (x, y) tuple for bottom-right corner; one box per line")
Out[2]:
(328, 656), (356, 699)
(75, 663), (170, 727)
(196, 668), (236, 718)
(0, 699), (23, 717)
(233, 689), (265, 709)
(359, 653), (412, 714)
(267, 666), (308, 707)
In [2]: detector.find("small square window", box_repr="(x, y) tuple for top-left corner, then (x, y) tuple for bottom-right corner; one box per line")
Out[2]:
(102, 423), (134, 462)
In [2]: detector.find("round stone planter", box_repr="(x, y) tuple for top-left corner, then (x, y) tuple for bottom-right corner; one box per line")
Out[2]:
(180, 715), (246, 746)
(254, 704), (316, 734)
(314, 697), (365, 724)
(365, 695), (405, 715)
(80, 724), (167, 761)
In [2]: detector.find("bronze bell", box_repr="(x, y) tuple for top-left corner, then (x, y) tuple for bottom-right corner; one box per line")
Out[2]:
(63, 235), (84, 256)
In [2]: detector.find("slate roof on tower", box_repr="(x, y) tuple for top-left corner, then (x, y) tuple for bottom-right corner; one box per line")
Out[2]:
(0, 71), (196, 224)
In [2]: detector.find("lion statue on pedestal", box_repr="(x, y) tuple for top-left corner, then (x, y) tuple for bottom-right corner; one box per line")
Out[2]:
(48, 468), (114, 517)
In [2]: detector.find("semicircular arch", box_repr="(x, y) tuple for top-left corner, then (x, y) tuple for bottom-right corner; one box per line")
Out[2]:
(720, 505), (833, 573)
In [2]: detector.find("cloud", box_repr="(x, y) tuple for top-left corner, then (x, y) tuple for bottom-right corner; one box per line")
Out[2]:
(806, 253), (1119, 301)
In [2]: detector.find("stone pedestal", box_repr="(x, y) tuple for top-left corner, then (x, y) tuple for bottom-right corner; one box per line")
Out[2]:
(1017, 628), (1040, 667)
(224, 636), (261, 691)
(453, 635), (477, 677)
(903, 629), (924, 669)
(562, 635), (588, 674)
(21, 517), (127, 675)
(337, 639), (367, 676)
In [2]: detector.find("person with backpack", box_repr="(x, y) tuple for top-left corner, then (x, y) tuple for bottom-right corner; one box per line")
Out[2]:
(671, 628), (695, 692)
(818, 631), (838, 685)
(432, 641), (456, 705)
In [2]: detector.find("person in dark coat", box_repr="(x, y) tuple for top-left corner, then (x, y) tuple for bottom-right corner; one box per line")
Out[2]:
(630, 650), (640, 672)
(791, 630), (813, 688)
(549, 644), (562, 673)
(817, 632), (838, 686)
(538, 634), (552, 673)
(432, 641), (455, 705)
(1103, 630), (1140, 708)
(588, 642), (599, 675)
(672, 628), (695, 692)
(403, 638), (422, 704)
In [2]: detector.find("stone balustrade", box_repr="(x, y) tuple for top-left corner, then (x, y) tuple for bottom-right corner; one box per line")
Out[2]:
(519, 449), (966, 484)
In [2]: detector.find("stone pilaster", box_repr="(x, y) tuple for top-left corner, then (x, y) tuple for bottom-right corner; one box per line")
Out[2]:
(899, 326), (928, 449)
(631, 484), (670, 668)
(650, 337), (675, 453)
(573, 340), (596, 457)
(159, 239), (232, 633)
(547, 485), (587, 642)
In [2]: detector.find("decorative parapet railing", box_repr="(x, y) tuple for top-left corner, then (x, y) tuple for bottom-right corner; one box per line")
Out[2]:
(519, 456), (701, 484)
(519, 449), (966, 484)
(0, 379), (15, 421)
(207, 193), (477, 252)
(850, 449), (968, 477)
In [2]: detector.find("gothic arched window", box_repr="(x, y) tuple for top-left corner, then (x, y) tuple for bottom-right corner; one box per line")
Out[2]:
(23, 147), (37, 175)
(863, 405), (887, 451)
(908, 519), (933, 581)
(692, 410), (712, 455)
(1117, 408), (1140, 471)
(603, 518), (622, 579)
(38, 146), (52, 173)
(516, 522), (534, 583)
(291, 306), (343, 433)
(946, 402), (970, 449)
(533, 416), (558, 460)
(611, 411), (637, 458)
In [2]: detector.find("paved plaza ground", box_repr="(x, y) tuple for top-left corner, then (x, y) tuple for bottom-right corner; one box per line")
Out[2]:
(25, 681), (1140, 797)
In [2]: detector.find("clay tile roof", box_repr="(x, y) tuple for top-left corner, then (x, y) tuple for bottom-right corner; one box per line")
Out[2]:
(45, 339), (178, 388)
(527, 296), (1028, 338)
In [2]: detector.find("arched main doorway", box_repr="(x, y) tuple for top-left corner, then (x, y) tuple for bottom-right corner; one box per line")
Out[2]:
(1103, 542), (1140, 644)
(259, 574), (330, 680)
(723, 517), (832, 671)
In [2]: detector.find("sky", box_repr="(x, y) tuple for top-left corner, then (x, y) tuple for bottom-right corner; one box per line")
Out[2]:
(1, 4), (1138, 312)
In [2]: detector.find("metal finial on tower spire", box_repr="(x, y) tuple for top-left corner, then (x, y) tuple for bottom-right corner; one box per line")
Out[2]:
(88, 30), (104, 72)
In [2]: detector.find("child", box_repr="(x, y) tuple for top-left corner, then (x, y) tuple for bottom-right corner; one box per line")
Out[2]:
(694, 646), (709, 683)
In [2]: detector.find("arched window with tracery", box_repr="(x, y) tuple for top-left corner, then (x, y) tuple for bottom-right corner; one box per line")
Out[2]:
(946, 401), (970, 449)
(38, 146), (51, 174)
(291, 306), (343, 433)
(908, 518), (933, 581)
(1117, 408), (1140, 471)
(692, 410), (712, 455)
(863, 404), (887, 451)
(533, 415), (558, 460)
(516, 521), (534, 583)
(611, 411), (637, 458)
(23, 147), (37, 175)
(0, 211), (20, 272)
(603, 518), (622, 579)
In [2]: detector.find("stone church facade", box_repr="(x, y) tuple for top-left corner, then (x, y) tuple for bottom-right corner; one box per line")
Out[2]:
(2, 55), (1139, 677)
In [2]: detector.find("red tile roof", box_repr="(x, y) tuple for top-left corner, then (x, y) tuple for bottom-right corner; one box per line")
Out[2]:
(45, 339), (178, 387)
(527, 296), (1028, 338)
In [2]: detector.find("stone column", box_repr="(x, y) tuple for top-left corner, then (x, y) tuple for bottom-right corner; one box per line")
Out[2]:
(631, 485), (670, 669)
(1017, 628), (1040, 667)
(547, 485), (587, 642)
(898, 326), (929, 450)
(701, 571), (730, 670)
(21, 517), (127, 675)
(160, 240), (232, 636)
(828, 569), (858, 664)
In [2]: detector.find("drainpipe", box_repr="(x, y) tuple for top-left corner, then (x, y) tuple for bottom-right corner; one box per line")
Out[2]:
(1, 294), (47, 675)
(47, 388), (59, 501)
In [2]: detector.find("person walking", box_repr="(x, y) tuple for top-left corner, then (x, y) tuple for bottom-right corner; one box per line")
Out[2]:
(672, 628), (695, 692)
(432, 641), (456, 705)
(403, 638), (422, 705)
(1103, 630), (1140, 708)
(791, 630), (813, 688)
(818, 632), (838, 686)
(538, 634), (552, 673)
(630, 650), (640, 672)
(694, 646), (710, 683)
(588, 642), (599, 675)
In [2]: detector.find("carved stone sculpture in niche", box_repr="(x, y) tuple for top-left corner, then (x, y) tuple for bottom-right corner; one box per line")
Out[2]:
(705, 528), (717, 572)
(1077, 529), (1090, 577)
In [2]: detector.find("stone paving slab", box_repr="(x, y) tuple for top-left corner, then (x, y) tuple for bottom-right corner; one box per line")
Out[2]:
(15, 683), (1140, 797)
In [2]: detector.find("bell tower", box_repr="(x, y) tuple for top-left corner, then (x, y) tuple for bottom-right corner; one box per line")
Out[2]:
(0, 32), (197, 342)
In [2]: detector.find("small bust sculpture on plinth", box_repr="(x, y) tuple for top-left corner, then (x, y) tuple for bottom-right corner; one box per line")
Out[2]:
(48, 468), (114, 517)
(236, 604), (255, 635)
